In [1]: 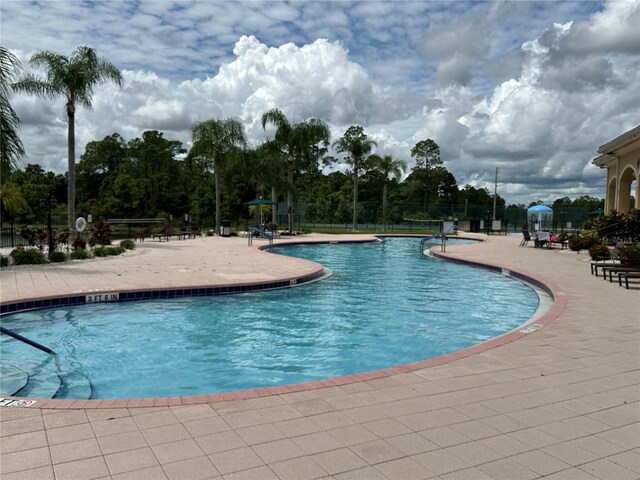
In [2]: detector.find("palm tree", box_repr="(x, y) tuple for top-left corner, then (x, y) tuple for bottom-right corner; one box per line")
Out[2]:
(189, 118), (247, 235)
(13, 46), (123, 231)
(261, 108), (330, 233)
(369, 154), (407, 232)
(0, 182), (29, 216)
(333, 125), (377, 231)
(0, 46), (24, 178)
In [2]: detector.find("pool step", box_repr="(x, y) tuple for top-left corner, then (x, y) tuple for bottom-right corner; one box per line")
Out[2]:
(54, 371), (94, 400)
(4, 359), (94, 400)
(14, 369), (62, 399)
(0, 364), (29, 396)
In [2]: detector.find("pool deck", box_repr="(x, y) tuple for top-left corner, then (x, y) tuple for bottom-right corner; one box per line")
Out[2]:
(1, 233), (638, 479)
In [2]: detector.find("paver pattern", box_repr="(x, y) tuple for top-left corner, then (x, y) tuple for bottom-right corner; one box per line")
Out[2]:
(1, 233), (638, 480)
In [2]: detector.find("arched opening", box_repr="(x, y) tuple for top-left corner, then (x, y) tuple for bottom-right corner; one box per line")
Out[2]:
(618, 166), (637, 213)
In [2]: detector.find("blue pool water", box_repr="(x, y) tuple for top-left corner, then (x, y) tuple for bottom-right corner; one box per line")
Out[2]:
(0, 238), (539, 399)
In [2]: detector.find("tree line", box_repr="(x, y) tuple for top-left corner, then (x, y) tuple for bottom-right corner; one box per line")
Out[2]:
(2, 125), (504, 227)
(2, 44), (603, 234)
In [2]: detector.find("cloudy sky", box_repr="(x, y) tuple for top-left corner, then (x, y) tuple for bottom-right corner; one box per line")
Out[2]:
(3, 0), (639, 205)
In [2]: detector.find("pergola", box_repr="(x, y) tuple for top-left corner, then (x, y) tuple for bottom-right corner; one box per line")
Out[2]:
(592, 125), (640, 214)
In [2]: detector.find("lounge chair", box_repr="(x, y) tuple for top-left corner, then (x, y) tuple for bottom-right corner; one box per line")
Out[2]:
(519, 229), (531, 247)
(180, 223), (199, 239)
(548, 232), (569, 249)
(590, 242), (624, 275)
(151, 224), (182, 242)
(135, 224), (157, 242)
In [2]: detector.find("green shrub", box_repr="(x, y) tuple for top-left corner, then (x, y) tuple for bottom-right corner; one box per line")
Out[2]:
(48, 251), (67, 263)
(107, 246), (125, 256)
(11, 248), (47, 265)
(568, 234), (597, 252)
(584, 209), (640, 243)
(0, 254), (9, 267)
(619, 243), (640, 266)
(70, 248), (91, 260)
(19, 225), (47, 249)
(93, 245), (125, 257)
(92, 246), (109, 257)
(120, 239), (135, 250)
(588, 243), (609, 260)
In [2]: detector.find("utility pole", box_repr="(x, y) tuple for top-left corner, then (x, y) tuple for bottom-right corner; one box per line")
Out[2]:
(492, 167), (499, 220)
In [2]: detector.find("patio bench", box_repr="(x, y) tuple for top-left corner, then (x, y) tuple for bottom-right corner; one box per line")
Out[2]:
(618, 271), (640, 289)
(601, 265), (640, 283)
(107, 218), (166, 241)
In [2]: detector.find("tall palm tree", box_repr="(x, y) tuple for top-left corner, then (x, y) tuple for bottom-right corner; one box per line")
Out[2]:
(368, 154), (407, 232)
(189, 118), (247, 235)
(333, 125), (376, 231)
(261, 108), (330, 233)
(13, 46), (123, 231)
(0, 46), (24, 178)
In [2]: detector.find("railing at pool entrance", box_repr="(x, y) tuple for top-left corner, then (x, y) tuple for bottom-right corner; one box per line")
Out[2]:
(420, 232), (448, 254)
(248, 227), (273, 247)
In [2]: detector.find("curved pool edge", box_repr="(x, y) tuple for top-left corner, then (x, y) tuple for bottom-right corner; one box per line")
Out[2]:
(0, 266), (327, 317)
(0, 237), (566, 410)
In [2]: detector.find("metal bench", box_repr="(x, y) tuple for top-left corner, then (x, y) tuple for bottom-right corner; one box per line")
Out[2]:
(106, 218), (166, 240)
(618, 271), (640, 289)
(601, 265), (640, 282)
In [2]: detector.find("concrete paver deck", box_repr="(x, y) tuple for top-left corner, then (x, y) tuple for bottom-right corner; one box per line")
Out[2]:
(1, 233), (638, 479)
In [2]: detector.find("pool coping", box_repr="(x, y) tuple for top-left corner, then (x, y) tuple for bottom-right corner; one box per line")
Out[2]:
(0, 237), (566, 409)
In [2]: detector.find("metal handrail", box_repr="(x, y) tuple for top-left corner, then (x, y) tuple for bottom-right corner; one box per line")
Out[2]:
(420, 232), (448, 253)
(0, 326), (56, 355)
(248, 227), (273, 247)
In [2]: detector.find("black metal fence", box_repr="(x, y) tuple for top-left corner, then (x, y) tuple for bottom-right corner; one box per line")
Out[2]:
(0, 213), (70, 248)
(273, 202), (593, 233)
(1, 203), (595, 248)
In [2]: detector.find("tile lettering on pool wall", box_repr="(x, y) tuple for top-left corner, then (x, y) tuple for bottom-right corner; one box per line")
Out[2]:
(86, 293), (120, 303)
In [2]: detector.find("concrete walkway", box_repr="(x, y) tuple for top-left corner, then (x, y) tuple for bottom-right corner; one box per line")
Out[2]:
(1, 233), (638, 479)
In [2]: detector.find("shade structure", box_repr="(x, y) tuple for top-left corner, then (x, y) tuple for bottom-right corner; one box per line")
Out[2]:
(244, 197), (277, 226)
(243, 197), (277, 205)
(527, 205), (553, 231)
(589, 208), (604, 216)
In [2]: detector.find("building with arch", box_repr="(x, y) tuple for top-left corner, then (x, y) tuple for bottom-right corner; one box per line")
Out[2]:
(592, 125), (640, 213)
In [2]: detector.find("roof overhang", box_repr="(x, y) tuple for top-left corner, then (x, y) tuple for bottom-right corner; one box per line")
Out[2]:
(592, 124), (640, 168)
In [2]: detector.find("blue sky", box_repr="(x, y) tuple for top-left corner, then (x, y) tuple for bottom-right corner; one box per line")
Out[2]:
(3, 0), (639, 205)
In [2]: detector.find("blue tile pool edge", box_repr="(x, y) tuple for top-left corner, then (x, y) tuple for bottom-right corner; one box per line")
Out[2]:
(0, 267), (328, 317)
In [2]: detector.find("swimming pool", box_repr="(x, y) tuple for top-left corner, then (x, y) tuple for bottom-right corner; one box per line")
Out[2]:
(0, 237), (539, 399)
